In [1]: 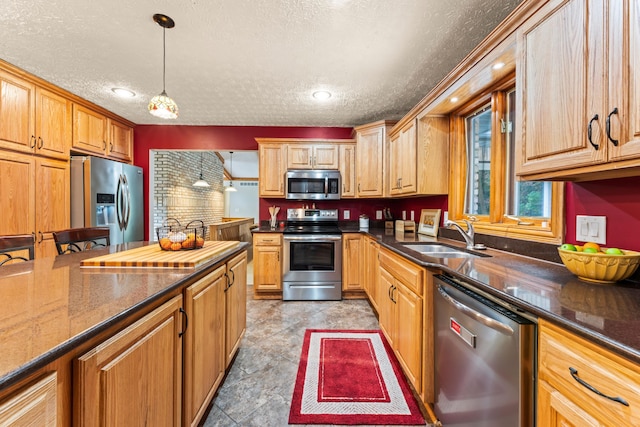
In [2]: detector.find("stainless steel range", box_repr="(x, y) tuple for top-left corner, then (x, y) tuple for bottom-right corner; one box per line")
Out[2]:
(282, 208), (342, 301)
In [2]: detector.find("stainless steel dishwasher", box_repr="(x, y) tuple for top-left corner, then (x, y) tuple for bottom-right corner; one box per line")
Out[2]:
(433, 274), (536, 427)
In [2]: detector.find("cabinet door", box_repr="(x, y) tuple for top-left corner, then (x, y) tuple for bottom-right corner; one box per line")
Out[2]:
(287, 144), (313, 169)
(388, 133), (401, 195)
(339, 144), (356, 197)
(225, 252), (247, 366)
(365, 238), (379, 311)
(0, 70), (35, 153)
(72, 104), (107, 155)
(0, 152), (35, 235)
(607, 0), (640, 162)
(399, 121), (417, 194)
(259, 144), (286, 197)
(35, 158), (69, 258)
(378, 266), (395, 347)
(516, 0), (606, 175)
(0, 372), (57, 427)
(35, 87), (70, 160)
(183, 266), (226, 427)
(538, 380), (602, 427)
(253, 245), (281, 291)
(357, 127), (385, 197)
(75, 295), (183, 427)
(342, 234), (362, 291)
(107, 119), (133, 162)
(312, 145), (339, 169)
(394, 282), (422, 393)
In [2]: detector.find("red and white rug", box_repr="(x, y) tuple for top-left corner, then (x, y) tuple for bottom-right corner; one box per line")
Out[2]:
(288, 329), (425, 425)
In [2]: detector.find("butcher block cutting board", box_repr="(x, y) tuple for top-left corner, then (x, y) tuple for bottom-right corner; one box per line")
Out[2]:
(81, 241), (241, 268)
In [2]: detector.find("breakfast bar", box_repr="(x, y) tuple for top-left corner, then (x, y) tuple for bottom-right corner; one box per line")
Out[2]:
(0, 241), (248, 426)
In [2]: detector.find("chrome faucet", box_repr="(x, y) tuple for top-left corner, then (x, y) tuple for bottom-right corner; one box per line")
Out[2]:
(444, 219), (485, 250)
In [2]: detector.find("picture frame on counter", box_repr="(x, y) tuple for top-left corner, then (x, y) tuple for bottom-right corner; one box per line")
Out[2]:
(418, 209), (441, 237)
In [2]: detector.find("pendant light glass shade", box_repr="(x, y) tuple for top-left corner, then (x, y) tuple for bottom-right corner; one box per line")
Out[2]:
(193, 152), (210, 187)
(149, 14), (178, 119)
(225, 152), (237, 192)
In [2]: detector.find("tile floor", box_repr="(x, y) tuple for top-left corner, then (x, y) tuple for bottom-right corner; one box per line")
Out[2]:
(201, 287), (420, 426)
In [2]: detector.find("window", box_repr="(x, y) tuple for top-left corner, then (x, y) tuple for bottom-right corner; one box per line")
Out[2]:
(449, 80), (564, 244)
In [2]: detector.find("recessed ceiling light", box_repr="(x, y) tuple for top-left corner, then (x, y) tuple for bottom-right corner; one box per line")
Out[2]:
(111, 88), (136, 98)
(450, 97), (459, 103)
(312, 90), (332, 100)
(492, 62), (505, 70)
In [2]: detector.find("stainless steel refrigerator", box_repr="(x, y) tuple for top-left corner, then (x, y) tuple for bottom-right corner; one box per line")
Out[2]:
(70, 156), (144, 244)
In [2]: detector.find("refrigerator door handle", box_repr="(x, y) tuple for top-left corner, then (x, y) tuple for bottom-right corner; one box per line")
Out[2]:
(116, 174), (124, 231)
(122, 173), (131, 230)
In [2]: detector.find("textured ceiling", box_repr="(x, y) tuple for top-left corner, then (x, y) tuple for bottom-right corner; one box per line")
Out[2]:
(0, 0), (521, 127)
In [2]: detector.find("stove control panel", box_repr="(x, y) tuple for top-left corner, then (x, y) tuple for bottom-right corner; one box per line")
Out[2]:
(286, 208), (338, 221)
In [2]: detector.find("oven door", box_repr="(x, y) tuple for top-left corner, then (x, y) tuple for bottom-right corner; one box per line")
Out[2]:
(282, 234), (342, 300)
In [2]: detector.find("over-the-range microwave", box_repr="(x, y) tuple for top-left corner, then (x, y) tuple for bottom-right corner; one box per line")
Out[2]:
(285, 170), (341, 200)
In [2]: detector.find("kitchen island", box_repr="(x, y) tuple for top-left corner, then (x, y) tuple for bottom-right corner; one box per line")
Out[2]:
(0, 241), (248, 426)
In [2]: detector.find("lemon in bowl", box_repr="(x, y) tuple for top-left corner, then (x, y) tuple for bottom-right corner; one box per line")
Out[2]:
(558, 245), (640, 284)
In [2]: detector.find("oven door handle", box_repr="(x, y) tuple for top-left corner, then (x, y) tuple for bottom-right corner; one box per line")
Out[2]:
(283, 235), (342, 241)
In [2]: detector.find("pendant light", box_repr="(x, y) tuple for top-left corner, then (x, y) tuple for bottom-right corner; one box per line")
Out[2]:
(148, 14), (179, 119)
(193, 152), (210, 187)
(225, 152), (238, 192)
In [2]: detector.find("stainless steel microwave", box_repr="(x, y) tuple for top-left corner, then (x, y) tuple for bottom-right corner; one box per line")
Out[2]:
(285, 170), (341, 200)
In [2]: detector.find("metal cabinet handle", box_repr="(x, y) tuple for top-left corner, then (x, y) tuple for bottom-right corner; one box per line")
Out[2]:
(229, 269), (235, 286)
(606, 107), (619, 146)
(37, 231), (44, 243)
(224, 272), (230, 292)
(587, 114), (599, 150)
(569, 367), (629, 406)
(179, 307), (188, 337)
(110, 141), (114, 151)
(37, 137), (43, 149)
(103, 140), (106, 150)
(30, 135), (36, 149)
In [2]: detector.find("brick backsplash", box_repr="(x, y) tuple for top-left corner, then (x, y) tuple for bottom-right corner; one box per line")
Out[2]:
(153, 151), (225, 239)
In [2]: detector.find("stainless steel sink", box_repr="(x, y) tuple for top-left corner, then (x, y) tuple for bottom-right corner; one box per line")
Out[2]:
(401, 244), (482, 258)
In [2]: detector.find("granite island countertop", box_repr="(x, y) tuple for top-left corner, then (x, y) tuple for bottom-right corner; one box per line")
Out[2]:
(0, 241), (249, 390)
(253, 224), (640, 364)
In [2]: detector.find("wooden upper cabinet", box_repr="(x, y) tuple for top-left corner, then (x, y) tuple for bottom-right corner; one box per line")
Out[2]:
(354, 120), (395, 197)
(257, 142), (286, 197)
(107, 119), (133, 162)
(72, 103), (107, 155)
(286, 143), (339, 169)
(516, 0), (640, 180)
(0, 69), (35, 153)
(0, 71), (71, 160)
(389, 120), (417, 195)
(339, 144), (356, 198)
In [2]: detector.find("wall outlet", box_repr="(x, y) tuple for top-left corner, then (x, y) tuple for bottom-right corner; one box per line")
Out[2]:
(376, 210), (383, 220)
(443, 211), (448, 223)
(402, 210), (407, 220)
(576, 215), (606, 244)
(344, 210), (350, 220)
(410, 211), (415, 221)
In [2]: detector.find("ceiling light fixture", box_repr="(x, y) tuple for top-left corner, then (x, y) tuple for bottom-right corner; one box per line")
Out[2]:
(111, 87), (136, 98)
(225, 152), (238, 192)
(193, 152), (210, 187)
(148, 13), (179, 119)
(312, 90), (332, 100)
(450, 97), (459, 103)
(492, 62), (505, 70)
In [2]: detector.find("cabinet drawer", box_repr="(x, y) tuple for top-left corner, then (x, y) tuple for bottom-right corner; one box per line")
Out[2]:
(538, 320), (640, 425)
(378, 248), (423, 296)
(254, 233), (282, 246)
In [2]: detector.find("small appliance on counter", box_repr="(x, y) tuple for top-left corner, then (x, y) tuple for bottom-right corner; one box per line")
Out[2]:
(359, 214), (369, 229)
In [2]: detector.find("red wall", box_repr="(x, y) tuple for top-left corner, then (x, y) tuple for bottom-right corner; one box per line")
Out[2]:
(133, 125), (353, 239)
(565, 177), (640, 250)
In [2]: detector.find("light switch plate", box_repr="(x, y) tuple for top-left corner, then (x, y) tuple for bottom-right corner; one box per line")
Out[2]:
(344, 210), (350, 220)
(376, 210), (383, 220)
(576, 215), (606, 244)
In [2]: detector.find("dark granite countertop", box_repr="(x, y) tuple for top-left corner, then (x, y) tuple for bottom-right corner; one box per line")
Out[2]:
(0, 241), (249, 391)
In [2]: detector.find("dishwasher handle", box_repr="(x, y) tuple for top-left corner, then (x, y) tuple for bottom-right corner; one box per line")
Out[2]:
(436, 283), (514, 336)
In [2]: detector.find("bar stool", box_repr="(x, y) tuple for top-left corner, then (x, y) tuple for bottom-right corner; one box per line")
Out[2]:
(0, 234), (35, 266)
(53, 227), (111, 255)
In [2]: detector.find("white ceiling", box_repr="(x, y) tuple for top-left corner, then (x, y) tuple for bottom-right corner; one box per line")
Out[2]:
(1, 0), (521, 127)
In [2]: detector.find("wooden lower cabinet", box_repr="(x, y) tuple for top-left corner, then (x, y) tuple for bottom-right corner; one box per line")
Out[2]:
(75, 296), (183, 427)
(225, 252), (247, 365)
(538, 319), (640, 426)
(183, 266), (226, 427)
(253, 233), (282, 296)
(363, 236), (380, 310)
(0, 372), (57, 426)
(377, 248), (424, 394)
(342, 233), (363, 294)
